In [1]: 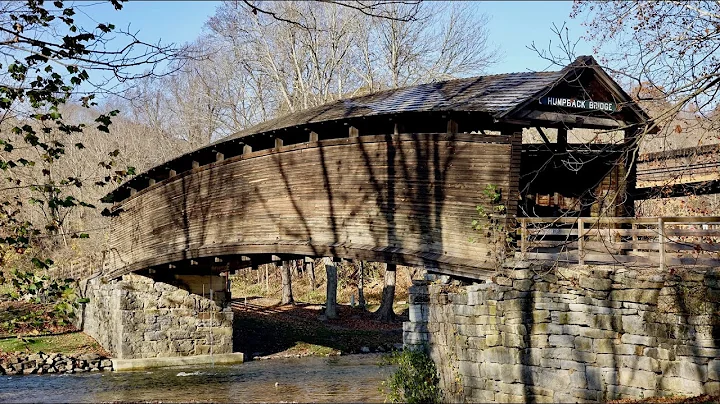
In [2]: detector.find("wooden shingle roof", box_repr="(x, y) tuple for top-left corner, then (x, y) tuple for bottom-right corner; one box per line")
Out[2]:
(221, 70), (564, 143)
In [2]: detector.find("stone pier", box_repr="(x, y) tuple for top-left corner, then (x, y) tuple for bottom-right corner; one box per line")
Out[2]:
(404, 264), (720, 402)
(78, 273), (233, 360)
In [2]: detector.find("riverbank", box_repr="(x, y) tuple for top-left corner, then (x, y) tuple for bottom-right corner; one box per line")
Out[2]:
(0, 351), (113, 375)
(0, 332), (113, 375)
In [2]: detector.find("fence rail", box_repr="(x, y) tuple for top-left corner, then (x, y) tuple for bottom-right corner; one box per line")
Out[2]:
(47, 254), (103, 280)
(517, 216), (720, 269)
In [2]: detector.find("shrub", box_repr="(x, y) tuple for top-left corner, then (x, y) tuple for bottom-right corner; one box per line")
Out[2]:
(381, 348), (442, 403)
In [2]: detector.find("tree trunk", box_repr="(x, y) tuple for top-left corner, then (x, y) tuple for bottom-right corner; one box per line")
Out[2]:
(358, 261), (366, 310)
(306, 257), (316, 290)
(324, 257), (338, 319)
(375, 263), (396, 322)
(265, 264), (269, 294)
(280, 261), (294, 305)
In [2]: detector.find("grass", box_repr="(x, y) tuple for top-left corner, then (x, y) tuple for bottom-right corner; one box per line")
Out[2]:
(0, 332), (108, 356)
(286, 342), (339, 357)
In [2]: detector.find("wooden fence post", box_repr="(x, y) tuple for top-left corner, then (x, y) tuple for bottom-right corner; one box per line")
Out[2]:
(632, 222), (638, 253)
(578, 218), (584, 265)
(520, 218), (527, 259)
(658, 217), (666, 271)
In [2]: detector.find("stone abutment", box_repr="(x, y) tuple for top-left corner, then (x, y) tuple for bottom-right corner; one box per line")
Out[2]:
(77, 274), (233, 359)
(404, 264), (720, 402)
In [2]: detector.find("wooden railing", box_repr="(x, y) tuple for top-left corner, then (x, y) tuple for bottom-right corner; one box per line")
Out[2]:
(517, 216), (720, 269)
(47, 254), (104, 280)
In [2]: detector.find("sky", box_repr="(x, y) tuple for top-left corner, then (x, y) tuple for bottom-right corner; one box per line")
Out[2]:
(79, 0), (596, 75)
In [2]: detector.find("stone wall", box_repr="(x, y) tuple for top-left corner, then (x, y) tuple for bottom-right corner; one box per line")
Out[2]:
(78, 274), (233, 359)
(404, 264), (720, 403)
(0, 352), (113, 375)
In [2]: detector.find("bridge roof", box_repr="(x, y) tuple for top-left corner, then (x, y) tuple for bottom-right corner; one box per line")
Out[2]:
(105, 55), (652, 203)
(218, 55), (649, 143)
(218, 71), (563, 143)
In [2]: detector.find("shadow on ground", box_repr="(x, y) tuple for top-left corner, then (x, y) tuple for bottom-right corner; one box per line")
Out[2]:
(231, 297), (405, 358)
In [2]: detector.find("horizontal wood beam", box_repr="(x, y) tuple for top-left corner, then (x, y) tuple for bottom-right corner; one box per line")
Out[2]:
(519, 110), (627, 129)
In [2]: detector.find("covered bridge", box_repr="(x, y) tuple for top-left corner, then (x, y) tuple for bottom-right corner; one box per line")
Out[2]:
(100, 56), (651, 287)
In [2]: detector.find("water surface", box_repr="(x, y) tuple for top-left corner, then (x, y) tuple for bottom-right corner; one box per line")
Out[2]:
(0, 353), (393, 403)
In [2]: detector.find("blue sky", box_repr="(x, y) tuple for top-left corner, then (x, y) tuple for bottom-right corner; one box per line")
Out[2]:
(82, 1), (594, 75)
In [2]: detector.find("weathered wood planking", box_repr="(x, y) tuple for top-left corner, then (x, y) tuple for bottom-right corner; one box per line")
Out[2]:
(105, 133), (512, 280)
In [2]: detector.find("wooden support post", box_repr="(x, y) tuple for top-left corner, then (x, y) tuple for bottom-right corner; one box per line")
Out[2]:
(632, 222), (638, 253)
(623, 127), (640, 218)
(280, 260), (294, 305)
(265, 264), (269, 293)
(502, 128), (522, 235)
(168, 169), (177, 177)
(447, 119), (458, 134)
(323, 257), (338, 319)
(191, 161), (200, 169)
(349, 126), (359, 137)
(520, 218), (527, 258)
(148, 178), (156, 186)
(578, 218), (584, 265)
(243, 144), (252, 155)
(129, 187), (137, 196)
(216, 152), (224, 162)
(305, 257), (316, 290)
(309, 131), (319, 142)
(658, 217), (665, 271)
(557, 128), (568, 151)
(274, 137), (283, 149)
(358, 260), (366, 310)
(375, 263), (396, 322)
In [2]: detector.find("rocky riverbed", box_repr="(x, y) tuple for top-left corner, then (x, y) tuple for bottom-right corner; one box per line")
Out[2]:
(0, 352), (113, 375)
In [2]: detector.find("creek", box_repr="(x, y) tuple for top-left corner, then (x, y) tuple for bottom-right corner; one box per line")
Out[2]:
(0, 353), (394, 403)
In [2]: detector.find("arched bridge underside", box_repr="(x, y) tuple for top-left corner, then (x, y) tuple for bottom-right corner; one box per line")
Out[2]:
(104, 133), (515, 280)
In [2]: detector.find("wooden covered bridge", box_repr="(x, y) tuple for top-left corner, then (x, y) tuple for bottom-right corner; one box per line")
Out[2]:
(99, 55), (656, 293)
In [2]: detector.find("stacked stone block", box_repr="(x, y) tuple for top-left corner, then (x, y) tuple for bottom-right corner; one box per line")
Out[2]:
(404, 264), (720, 403)
(79, 274), (233, 359)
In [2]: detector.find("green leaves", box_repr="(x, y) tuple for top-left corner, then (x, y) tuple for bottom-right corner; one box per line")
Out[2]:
(95, 110), (119, 133)
(382, 349), (442, 403)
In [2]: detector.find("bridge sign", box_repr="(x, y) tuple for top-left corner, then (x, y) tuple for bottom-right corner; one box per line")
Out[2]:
(540, 97), (617, 112)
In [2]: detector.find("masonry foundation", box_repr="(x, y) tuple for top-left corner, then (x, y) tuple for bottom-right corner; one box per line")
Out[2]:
(78, 273), (233, 360)
(404, 264), (720, 402)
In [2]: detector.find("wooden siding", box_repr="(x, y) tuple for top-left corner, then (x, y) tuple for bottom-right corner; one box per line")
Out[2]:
(104, 133), (513, 280)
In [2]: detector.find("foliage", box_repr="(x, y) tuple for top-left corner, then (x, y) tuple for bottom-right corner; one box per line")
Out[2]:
(0, 269), (78, 332)
(0, 1), (178, 315)
(472, 184), (505, 232)
(125, 2), (498, 146)
(381, 348), (442, 404)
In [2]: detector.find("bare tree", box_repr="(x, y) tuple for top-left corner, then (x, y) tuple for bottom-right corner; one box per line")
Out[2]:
(572, 1), (720, 146)
(133, 1), (499, 147)
(375, 263), (396, 322)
